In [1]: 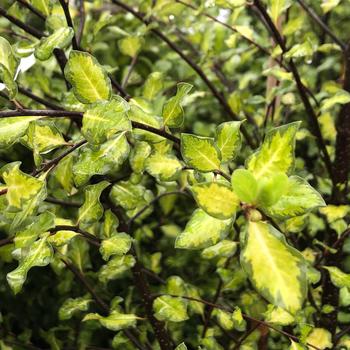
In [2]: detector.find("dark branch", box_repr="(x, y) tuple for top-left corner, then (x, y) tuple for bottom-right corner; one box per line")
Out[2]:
(58, 0), (79, 50)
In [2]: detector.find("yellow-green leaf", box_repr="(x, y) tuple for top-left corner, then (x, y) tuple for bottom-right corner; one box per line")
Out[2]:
(35, 27), (74, 61)
(145, 152), (182, 181)
(162, 82), (192, 128)
(82, 97), (131, 145)
(99, 232), (132, 261)
(59, 297), (91, 320)
(246, 122), (300, 179)
(191, 182), (240, 219)
(241, 221), (307, 314)
(263, 176), (325, 219)
(153, 296), (189, 322)
(83, 311), (141, 331)
(306, 328), (332, 350)
(323, 266), (350, 289)
(215, 121), (242, 162)
(64, 50), (111, 104)
(175, 209), (232, 249)
(181, 134), (221, 172)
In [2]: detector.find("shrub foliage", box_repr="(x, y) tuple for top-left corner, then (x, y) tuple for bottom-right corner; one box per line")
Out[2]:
(0, 0), (350, 349)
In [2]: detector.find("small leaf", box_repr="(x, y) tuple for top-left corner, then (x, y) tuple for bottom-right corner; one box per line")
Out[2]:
(0, 162), (46, 211)
(246, 122), (300, 178)
(269, 0), (291, 25)
(99, 232), (132, 261)
(129, 141), (152, 173)
(48, 230), (78, 247)
(59, 297), (91, 320)
(83, 311), (141, 331)
(143, 71), (164, 99)
(175, 209), (232, 249)
(191, 182), (240, 219)
(321, 90), (350, 110)
(145, 152), (182, 181)
(323, 266), (350, 289)
(119, 35), (143, 57)
(181, 134), (221, 172)
(7, 234), (53, 294)
(256, 172), (289, 207)
(14, 212), (55, 249)
(82, 98), (131, 145)
(215, 121), (242, 162)
(264, 304), (295, 325)
(232, 307), (246, 331)
(214, 309), (234, 330)
(241, 221), (307, 314)
(64, 50), (111, 104)
(306, 328), (332, 350)
(99, 255), (136, 284)
(73, 132), (130, 186)
(263, 176), (326, 219)
(0, 116), (42, 148)
(153, 295), (189, 322)
(201, 240), (238, 259)
(231, 169), (258, 204)
(78, 181), (110, 226)
(162, 82), (193, 127)
(35, 27), (74, 60)
(175, 343), (187, 350)
(321, 0), (341, 13)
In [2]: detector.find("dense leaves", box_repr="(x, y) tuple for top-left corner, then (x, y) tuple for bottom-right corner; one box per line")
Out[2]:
(0, 0), (350, 349)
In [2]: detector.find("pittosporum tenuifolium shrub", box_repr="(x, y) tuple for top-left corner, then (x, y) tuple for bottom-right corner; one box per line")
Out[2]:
(0, 0), (350, 349)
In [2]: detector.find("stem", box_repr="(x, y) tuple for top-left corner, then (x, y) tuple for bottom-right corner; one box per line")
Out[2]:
(58, 0), (79, 50)
(122, 55), (138, 89)
(61, 258), (148, 350)
(16, 0), (46, 20)
(18, 86), (64, 110)
(76, 0), (86, 46)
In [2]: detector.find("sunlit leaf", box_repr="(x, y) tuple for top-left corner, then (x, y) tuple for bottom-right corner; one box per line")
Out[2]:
(153, 295), (189, 322)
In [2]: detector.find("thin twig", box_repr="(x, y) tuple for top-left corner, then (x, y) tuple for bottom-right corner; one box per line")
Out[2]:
(122, 55), (138, 89)
(58, 0), (79, 50)
(76, 0), (86, 45)
(110, 0), (256, 149)
(16, 0), (46, 20)
(296, 0), (346, 51)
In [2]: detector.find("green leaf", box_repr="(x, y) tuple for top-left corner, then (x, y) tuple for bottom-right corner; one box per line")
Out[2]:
(145, 152), (182, 181)
(162, 82), (193, 127)
(214, 309), (234, 330)
(153, 295), (189, 322)
(269, 0), (291, 25)
(175, 343), (187, 350)
(102, 209), (119, 239)
(47, 230), (79, 247)
(59, 297), (91, 320)
(99, 232), (132, 261)
(306, 328), (332, 350)
(263, 176), (326, 219)
(64, 50), (111, 104)
(323, 266), (350, 288)
(0, 116), (42, 148)
(109, 181), (149, 210)
(175, 209), (232, 249)
(0, 36), (18, 76)
(241, 221), (307, 314)
(78, 181), (110, 226)
(231, 307), (246, 331)
(14, 212), (55, 249)
(0, 162), (45, 210)
(201, 240), (238, 259)
(246, 122), (300, 178)
(321, 0), (341, 13)
(129, 141), (152, 173)
(30, 0), (51, 16)
(289, 340), (306, 350)
(82, 97), (131, 145)
(35, 27), (74, 61)
(215, 121), (242, 162)
(73, 132), (130, 186)
(99, 255), (136, 284)
(119, 35), (143, 57)
(7, 234), (53, 294)
(256, 172), (289, 207)
(264, 304), (295, 325)
(83, 311), (141, 331)
(53, 153), (75, 194)
(143, 71), (164, 99)
(181, 134), (221, 172)
(231, 169), (258, 204)
(321, 90), (350, 110)
(191, 182), (240, 219)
